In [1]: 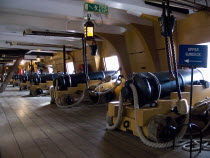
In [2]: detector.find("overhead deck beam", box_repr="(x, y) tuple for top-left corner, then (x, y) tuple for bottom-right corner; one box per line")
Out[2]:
(0, 49), (55, 56)
(0, 49), (29, 55)
(27, 52), (54, 56)
(145, 1), (189, 14)
(24, 29), (84, 39)
(0, 57), (17, 60)
(0, 49), (54, 65)
(1, 43), (74, 51)
(145, 0), (210, 11)
(6, 41), (81, 50)
(0, 34), (79, 46)
(23, 29), (101, 40)
(0, 60), (14, 62)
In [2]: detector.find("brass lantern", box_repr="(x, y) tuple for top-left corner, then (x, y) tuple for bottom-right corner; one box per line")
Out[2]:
(84, 16), (94, 40)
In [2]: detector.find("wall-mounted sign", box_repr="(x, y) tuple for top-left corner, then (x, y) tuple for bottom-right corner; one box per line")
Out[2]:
(84, 2), (108, 14)
(179, 45), (208, 68)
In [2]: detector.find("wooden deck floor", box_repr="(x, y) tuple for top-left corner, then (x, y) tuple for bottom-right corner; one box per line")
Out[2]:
(0, 85), (209, 158)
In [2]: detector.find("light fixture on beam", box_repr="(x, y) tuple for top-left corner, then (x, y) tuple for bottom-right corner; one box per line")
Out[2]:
(20, 60), (25, 65)
(84, 14), (94, 40)
(6, 41), (81, 50)
(36, 56), (41, 62)
(23, 29), (84, 39)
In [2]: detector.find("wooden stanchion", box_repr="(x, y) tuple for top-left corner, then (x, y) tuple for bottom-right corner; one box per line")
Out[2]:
(0, 56), (23, 93)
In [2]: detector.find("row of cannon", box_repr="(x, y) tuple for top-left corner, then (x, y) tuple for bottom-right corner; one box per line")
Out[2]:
(12, 71), (117, 88)
(12, 71), (121, 106)
(12, 69), (210, 148)
(12, 73), (62, 85)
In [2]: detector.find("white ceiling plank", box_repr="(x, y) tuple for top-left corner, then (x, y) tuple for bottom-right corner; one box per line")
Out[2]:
(0, 0), (187, 51)
(0, 42), (73, 51)
(0, 0), (84, 19)
(0, 33), (81, 46)
(88, 0), (186, 19)
(0, 12), (127, 34)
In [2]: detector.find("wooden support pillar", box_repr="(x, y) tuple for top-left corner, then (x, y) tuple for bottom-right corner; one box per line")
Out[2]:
(1, 64), (5, 82)
(82, 38), (88, 87)
(63, 45), (67, 74)
(30, 59), (33, 74)
(0, 56), (23, 93)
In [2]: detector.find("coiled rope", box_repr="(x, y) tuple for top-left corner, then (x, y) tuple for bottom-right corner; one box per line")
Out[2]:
(55, 89), (87, 108)
(130, 83), (189, 148)
(91, 78), (122, 96)
(106, 83), (210, 151)
(56, 77), (122, 108)
(106, 92), (124, 130)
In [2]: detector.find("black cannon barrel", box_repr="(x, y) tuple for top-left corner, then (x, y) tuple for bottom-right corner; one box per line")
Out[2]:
(104, 71), (118, 80)
(12, 74), (16, 80)
(32, 73), (63, 85)
(39, 74), (54, 83)
(31, 74), (39, 85)
(52, 73), (64, 79)
(70, 71), (107, 87)
(121, 69), (205, 107)
(56, 71), (117, 91)
(56, 74), (71, 90)
(20, 73), (36, 83)
(12, 74), (21, 80)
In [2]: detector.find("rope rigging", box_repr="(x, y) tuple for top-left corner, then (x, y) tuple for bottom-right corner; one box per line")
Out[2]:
(159, 0), (182, 100)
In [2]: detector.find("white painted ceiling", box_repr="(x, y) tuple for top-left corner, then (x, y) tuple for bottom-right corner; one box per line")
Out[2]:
(0, 0), (192, 52)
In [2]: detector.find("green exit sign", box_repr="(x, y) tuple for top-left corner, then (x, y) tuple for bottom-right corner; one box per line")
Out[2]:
(84, 2), (108, 14)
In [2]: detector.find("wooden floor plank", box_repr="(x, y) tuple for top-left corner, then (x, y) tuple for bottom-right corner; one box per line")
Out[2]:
(5, 101), (48, 140)
(49, 121), (112, 158)
(48, 104), (166, 156)
(25, 104), (151, 158)
(17, 98), (137, 158)
(32, 118), (89, 158)
(0, 103), (23, 158)
(1, 97), (46, 158)
(5, 98), (84, 158)
(35, 138), (67, 158)
(30, 102), (156, 157)
(1, 86), (210, 158)
(11, 97), (171, 158)
(6, 117), (45, 158)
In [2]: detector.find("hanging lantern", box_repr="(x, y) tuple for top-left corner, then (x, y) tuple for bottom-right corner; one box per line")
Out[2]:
(84, 15), (94, 40)
(36, 55), (41, 62)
